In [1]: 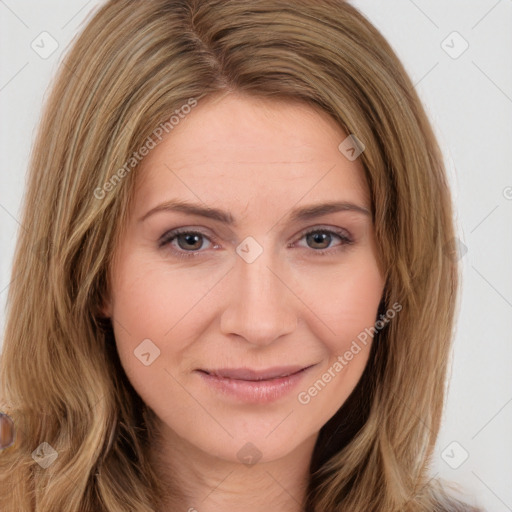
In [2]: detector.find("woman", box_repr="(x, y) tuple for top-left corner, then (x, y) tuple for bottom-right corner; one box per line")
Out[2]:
(0, 0), (483, 510)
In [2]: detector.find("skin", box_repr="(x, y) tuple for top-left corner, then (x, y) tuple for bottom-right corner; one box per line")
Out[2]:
(102, 92), (385, 512)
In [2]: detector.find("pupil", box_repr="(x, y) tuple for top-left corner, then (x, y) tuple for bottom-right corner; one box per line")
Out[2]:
(179, 233), (202, 250)
(308, 232), (330, 249)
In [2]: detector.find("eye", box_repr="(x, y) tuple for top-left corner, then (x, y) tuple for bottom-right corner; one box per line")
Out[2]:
(293, 227), (353, 255)
(159, 228), (216, 258)
(159, 226), (353, 259)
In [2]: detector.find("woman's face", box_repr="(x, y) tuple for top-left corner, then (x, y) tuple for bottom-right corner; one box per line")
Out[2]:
(103, 93), (385, 464)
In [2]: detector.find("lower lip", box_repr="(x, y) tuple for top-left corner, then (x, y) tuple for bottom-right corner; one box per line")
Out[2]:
(196, 367), (314, 404)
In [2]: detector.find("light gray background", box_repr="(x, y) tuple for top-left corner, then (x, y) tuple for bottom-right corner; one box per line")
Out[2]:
(1, 1), (511, 510)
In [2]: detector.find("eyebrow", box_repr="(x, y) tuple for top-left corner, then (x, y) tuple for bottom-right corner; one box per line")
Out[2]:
(138, 198), (371, 225)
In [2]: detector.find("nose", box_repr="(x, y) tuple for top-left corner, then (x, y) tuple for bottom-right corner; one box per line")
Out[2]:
(219, 245), (298, 346)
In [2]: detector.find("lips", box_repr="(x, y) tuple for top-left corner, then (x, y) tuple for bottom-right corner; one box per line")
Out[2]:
(198, 365), (312, 381)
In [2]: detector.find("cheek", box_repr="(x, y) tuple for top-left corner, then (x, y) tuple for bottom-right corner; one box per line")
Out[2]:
(292, 253), (383, 411)
(295, 253), (384, 347)
(109, 250), (215, 339)
(107, 253), (184, 383)
(108, 251), (223, 395)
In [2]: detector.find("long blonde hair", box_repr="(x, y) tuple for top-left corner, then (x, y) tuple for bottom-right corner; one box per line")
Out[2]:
(0, 0), (482, 510)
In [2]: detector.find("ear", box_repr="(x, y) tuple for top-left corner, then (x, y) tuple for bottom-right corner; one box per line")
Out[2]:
(97, 292), (112, 319)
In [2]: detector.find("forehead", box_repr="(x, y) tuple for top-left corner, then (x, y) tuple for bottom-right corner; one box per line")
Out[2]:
(132, 93), (370, 215)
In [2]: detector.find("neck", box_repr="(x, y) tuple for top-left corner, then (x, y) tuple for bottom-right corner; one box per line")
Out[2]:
(149, 418), (317, 512)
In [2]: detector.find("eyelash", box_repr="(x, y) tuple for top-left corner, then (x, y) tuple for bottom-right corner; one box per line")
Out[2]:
(158, 226), (353, 259)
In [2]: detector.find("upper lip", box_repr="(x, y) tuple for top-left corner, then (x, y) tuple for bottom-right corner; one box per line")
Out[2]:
(198, 365), (313, 381)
